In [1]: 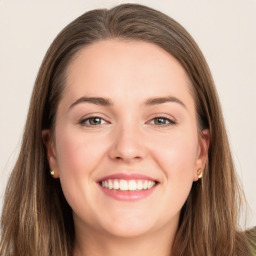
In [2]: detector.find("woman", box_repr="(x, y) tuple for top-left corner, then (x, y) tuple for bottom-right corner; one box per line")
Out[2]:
(0, 3), (255, 256)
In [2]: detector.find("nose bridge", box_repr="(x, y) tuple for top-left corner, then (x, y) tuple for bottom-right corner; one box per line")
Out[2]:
(109, 118), (146, 162)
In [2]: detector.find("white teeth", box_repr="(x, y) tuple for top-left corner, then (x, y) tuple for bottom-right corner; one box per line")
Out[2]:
(137, 180), (143, 190)
(143, 181), (148, 190)
(113, 180), (119, 189)
(108, 180), (113, 189)
(148, 181), (155, 189)
(103, 180), (108, 188)
(101, 179), (156, 191)
(120, 180), (128, 191)
(128, 180), (137, 191)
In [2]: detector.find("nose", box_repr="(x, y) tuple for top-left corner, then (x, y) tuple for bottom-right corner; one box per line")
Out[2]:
(108, 124), (147, 163)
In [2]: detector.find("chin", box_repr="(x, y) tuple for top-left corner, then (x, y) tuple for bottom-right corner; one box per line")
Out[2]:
(104, 222), (155, 239)
(97, 211), (159, 239)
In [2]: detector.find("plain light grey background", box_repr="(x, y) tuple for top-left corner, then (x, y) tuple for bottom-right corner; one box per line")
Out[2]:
(0, 0), (255, 228)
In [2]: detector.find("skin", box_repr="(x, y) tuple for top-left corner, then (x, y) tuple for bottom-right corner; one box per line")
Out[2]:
(43, 39), (209, 256)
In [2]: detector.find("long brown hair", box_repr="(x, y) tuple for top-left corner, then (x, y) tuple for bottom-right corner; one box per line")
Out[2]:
(0, 4), (252, 256)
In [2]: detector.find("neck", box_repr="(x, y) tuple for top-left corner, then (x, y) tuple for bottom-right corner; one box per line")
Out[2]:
(73, 221), (178, 256)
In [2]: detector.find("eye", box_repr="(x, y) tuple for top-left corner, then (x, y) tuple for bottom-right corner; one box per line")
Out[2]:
(79, 116), (107, 126)
(149, 117), (176, 126)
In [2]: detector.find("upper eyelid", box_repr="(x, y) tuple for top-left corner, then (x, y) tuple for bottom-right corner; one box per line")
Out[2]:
(83, 116), (106, 121)
(148, 116), (176, 125)
(78, 115), (109, 126)
(76, 113), (177, 124)
(147, 113), (177, 122)
(78, 113), (109, 121)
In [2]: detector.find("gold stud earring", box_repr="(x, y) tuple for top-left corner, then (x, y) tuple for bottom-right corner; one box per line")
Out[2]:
(197, 169), (203, 179)
(50, 170), (55, 176)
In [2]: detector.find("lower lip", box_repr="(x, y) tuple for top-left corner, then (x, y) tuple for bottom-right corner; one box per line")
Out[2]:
(98, 184), (158, 201)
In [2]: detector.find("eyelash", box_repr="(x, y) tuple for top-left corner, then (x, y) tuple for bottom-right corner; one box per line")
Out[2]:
(78, 116), (176, 127)
(148, 116), (176, 126)
(79, 116), (107, 127)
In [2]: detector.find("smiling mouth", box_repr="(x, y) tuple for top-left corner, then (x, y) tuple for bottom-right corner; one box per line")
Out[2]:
(100, 179), (157, 191)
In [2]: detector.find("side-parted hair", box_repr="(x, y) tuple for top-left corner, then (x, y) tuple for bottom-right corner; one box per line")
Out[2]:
(0, 4), (253, 256)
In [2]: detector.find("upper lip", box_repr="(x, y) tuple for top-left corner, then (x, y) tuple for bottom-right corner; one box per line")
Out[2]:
(97, 173), (159, 183)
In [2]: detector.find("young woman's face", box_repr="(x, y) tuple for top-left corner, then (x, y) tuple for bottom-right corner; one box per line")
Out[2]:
(45, 39), (208, 239)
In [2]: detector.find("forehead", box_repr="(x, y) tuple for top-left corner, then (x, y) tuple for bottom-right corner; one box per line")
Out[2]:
(63, 39), (194, 107)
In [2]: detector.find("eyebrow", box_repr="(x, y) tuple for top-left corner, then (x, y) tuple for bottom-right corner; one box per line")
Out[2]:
(69, 95), (186, 110)
(69, 97), (113, 110)
(145, 96), (187, 109)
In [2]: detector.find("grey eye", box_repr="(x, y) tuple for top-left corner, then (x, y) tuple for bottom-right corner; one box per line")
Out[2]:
(154, 117), (168, 125)
(80, 117), (107, 126)
(149, 117), (175, 126)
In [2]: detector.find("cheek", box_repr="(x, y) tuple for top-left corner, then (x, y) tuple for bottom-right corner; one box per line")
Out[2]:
(54, 128), (107, 216)
(55, 128), (103, 175)
(153, 130), (198, 172)
(149, 128), (198, 198)
(56, 134), (86, 177)
(54, 127), (109, 199)
(160, 134), (197, 213)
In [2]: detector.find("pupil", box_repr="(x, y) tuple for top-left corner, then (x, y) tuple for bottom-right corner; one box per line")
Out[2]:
(156, 118), (165, 124)
(91, 117), (101, 125)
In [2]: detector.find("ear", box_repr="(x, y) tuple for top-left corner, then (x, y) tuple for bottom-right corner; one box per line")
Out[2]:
(193, 129), (210, 181)
(42, 130), (59, 178)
